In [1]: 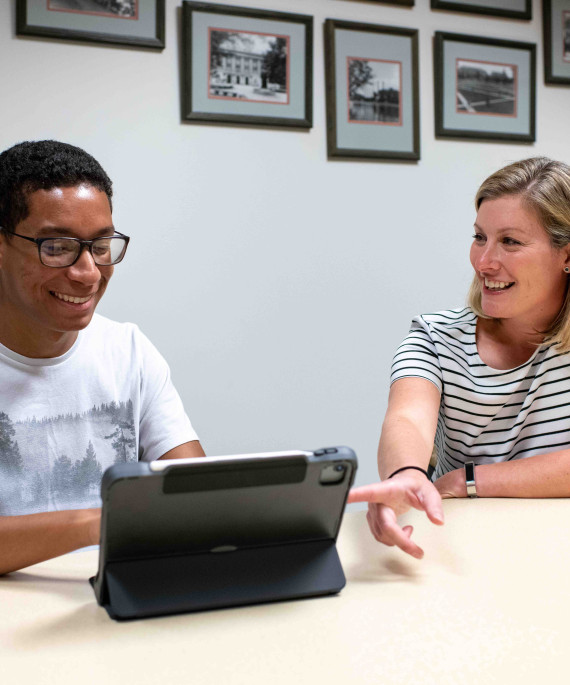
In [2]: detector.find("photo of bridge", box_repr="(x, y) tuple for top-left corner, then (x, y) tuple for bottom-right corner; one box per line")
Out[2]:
(347, 58), (401, 125)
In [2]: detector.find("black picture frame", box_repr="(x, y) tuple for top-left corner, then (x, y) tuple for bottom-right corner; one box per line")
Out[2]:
(16, 0), (165, 50)
(431, 0), (531, 20)
(181, 1), (313, 128)
(324, 19), (420, 161)
(543, 0), (570, 85)
(434, 31), (536, 143)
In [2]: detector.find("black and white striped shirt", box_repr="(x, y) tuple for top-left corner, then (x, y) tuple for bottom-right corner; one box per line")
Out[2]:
(391, 307), (570, 479)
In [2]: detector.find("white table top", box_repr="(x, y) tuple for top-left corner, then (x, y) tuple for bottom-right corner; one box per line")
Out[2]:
(2, 501), (570, 684)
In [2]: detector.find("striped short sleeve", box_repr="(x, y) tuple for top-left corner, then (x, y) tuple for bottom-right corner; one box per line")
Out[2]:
(390, 316), (443, 392)
(387, 307), (570, 477)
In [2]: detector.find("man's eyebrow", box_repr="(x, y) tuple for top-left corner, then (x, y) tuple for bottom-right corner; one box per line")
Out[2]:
(35, 226), (115, 238)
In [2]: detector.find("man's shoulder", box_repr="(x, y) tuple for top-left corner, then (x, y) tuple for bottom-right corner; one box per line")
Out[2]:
(87, 313), (139, 335)
(83, 315), (162, 364)
(82, 314), (142, 348)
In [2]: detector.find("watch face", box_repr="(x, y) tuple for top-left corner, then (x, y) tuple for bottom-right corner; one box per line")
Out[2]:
(465, 462), (477, 497)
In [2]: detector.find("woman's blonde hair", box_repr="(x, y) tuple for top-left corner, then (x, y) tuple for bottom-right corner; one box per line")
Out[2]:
(468, 156), (570, 351)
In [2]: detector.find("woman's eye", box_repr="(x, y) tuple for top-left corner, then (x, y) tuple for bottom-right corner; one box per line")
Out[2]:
(472, 233), (485, 242)
(503, 237), (520, 246)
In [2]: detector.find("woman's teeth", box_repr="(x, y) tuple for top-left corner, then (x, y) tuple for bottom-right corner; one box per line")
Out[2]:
(484, 278), (513, 290)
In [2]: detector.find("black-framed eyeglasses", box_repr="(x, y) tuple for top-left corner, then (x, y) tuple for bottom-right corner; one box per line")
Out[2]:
(0, 228), (130, 268)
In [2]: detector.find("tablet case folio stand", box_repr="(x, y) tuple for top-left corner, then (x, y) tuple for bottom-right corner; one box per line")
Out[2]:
(90, 447), (357, 620)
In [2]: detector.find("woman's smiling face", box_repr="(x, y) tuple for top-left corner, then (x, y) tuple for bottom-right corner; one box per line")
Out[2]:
(470, 194), (570, 328)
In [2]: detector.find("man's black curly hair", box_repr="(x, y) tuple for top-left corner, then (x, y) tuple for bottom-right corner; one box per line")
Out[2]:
(0, 140), (113, 235)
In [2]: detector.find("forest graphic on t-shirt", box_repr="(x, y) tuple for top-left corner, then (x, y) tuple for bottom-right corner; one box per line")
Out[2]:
(0, 400), (136, 515)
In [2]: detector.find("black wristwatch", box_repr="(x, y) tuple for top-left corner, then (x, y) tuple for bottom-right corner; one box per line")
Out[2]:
(465, 461), (477, 498)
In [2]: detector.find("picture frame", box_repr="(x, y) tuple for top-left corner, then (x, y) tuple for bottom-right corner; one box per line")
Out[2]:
(431, 0), (531, 20)
(324, 19), (420, 161)
(434, 32), (536, 143)
(543, 0), (570, 85)
(358, 0), (414, 5)
(16, 0), (165, 50)
(181, 1), (313, 128)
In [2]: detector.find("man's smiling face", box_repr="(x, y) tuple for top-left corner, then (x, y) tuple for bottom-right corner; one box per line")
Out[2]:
(0, 184), (115, 357)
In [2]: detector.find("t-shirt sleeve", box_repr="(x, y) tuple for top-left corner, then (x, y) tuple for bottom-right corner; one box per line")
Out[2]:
(135, 329), (199, 462)
(390, 316), (443, 393)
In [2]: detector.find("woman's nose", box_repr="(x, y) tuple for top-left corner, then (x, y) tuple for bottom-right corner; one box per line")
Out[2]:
(475, 243), (500, 272)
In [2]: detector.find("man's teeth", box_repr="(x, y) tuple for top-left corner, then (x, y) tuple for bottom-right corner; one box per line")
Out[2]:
(53, 291), (91, 304)
(484, 278), (513, 290)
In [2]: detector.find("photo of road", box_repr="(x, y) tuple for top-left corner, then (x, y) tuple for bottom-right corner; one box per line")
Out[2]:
(456, 58), (516, 116)
(48, 0), (136, 18)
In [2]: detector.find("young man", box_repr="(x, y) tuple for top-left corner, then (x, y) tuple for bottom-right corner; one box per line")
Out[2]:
(0, 140), (204, 574)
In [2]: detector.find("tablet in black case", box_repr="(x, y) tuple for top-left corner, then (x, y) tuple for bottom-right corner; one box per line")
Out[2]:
(90, 446), (357, 620)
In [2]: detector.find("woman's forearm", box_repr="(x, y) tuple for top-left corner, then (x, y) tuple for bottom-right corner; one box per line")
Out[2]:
(0, 508), (101, 575)
(437, 449), (570, 499)
(378, 415), (435, 480)
(378, 378), (441, 480)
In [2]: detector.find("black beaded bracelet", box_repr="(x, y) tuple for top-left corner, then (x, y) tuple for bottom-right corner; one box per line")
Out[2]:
(387, 466), (430, 480)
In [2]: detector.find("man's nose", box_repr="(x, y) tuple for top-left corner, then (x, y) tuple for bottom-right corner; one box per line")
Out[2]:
(66, 247), (101, 284)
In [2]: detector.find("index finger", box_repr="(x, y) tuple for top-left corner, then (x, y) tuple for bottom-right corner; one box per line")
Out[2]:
(347, 483), (392, 504)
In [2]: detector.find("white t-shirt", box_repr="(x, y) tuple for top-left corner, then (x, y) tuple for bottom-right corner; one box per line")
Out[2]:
(0, 314), (198, 515)
(391, 307), (570, 479)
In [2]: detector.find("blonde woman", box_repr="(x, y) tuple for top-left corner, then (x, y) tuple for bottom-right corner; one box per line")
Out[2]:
(351, 158), (570, 558)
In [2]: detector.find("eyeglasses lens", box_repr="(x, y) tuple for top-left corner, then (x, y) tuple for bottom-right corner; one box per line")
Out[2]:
(40, 237), (128, 267)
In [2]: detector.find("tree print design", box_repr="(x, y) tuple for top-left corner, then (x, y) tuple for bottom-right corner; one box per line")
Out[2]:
(0, 401), (136, 515)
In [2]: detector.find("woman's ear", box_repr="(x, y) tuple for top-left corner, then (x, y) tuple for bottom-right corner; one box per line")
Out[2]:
(564, 245), (570, 274)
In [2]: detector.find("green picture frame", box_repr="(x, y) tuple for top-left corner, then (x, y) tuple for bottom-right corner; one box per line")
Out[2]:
(324, 18), (420, 161)
(434, 31), (536, 143)
(431, 0), (531, 20)
(181, 1), (313, 128)
(16, 0), (165, 50)
(543, 0), (570, 85)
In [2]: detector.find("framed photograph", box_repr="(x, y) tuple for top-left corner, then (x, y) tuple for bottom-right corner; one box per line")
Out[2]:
(434, 32), (536, 143)
(16, 0), (165, 49)
(431, 0), (531, 20)
(181, 1), (313, 128)
(324, 19), (420, 160)
(544, 0), (570, 85)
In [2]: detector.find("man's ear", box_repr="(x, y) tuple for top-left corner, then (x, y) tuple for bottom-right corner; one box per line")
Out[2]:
(0, 232), (5, 269)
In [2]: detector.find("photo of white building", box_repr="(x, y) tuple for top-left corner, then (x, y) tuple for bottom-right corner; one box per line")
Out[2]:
(209, 29), (289, 103)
